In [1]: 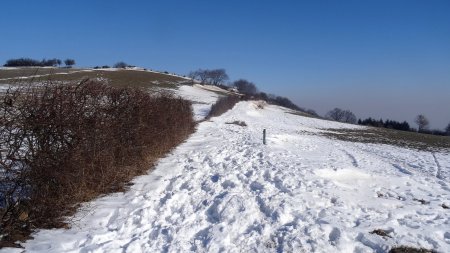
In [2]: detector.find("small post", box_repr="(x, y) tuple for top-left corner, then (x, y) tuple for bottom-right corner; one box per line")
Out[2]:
(263, 129), (266, 145)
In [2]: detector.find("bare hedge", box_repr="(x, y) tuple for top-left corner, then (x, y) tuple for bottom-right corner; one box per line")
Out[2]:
(0, 80), (194, 245)
(207, 96), (241, 119)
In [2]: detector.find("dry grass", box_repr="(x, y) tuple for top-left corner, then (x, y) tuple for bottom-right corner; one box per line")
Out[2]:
(0, 68), (80, 80)
(320, 127), (450, 152)
(0, 80), (195, 247)
(0, 68), (189, 89)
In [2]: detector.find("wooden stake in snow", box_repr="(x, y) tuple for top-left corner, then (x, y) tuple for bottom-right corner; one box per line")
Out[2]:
(263, 129), (266, 145)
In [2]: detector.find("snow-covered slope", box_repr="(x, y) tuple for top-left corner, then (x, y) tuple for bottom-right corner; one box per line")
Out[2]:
(174, 84), (222, 121)
(2, 86), (449, 253)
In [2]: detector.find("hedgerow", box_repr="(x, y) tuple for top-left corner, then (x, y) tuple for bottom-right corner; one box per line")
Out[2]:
(0, 80), (194, 246)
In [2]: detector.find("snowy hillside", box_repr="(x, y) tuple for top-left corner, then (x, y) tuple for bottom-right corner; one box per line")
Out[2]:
(2, 85), (449, 253)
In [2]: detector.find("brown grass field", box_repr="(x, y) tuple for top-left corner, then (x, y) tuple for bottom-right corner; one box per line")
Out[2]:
(0, 68), (190, 89)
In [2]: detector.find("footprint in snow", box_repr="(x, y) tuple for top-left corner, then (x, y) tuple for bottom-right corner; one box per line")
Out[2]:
(210, 174), (220, 183)
(250, 181), (265, 193)
(328, 227), (341, 245)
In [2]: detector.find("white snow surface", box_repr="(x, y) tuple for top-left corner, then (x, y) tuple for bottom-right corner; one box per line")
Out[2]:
(173, 84), (222, 121)
(2, 87), (450, 253)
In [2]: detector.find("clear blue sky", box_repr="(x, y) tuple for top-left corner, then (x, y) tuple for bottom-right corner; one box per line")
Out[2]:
(1, 0), (449, 128)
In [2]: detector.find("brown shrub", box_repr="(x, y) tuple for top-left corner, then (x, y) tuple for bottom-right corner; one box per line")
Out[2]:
(389, 246), (435, 253)
(207, 95), (240, 119)
(369, 229), (392, 238)
(0, 80), (194, 246)
(225, 121), (247, 127)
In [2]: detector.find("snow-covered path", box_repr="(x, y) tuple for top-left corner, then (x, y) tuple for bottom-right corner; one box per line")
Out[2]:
(3, 89), (450, 252)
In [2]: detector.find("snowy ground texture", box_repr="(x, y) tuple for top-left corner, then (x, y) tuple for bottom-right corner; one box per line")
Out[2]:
(2, 85), (450, 253)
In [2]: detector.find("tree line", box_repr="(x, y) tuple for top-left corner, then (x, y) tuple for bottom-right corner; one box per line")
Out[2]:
(325, 107), (450, 136)
(358, 117), (410, 131)
(188, 68), (314, 112)
(3, 58), (75, 67)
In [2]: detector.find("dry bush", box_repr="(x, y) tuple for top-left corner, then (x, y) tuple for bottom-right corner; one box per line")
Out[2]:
(225, 121), (247, 127)
(0, 80), (194, 246)
(389, 246), (435, 253)
(369, 229), (392, 238)
(254, 101), (266, 109)
(207, 96), (240, 119)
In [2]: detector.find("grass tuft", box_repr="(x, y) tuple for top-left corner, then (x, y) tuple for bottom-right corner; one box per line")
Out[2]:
(320, 127), (450, 152)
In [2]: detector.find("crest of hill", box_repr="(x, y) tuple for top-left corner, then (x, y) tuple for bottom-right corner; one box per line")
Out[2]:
(0, 67), (191, 89)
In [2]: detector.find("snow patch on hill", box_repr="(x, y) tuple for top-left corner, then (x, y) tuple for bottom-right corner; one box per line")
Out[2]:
(174, 84), (223, 121)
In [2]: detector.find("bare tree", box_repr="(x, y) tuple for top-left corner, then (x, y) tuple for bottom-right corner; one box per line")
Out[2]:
(445, 122), (450, 136)
(326, 108), (357, 124)
(207, 69), (229, 86)
(188, 69), (209, 84)
(326, 108), (343, 121)
(415, 114), (429, 132)
(188, 71), (198, 81)
(342, 110), (357, 124)
(64, 59), (75, 68)
(113, 61), (128, 68)
(233, 79), (257, 95)
(306, 109), (318, 117)
(188, 69), (228, 85)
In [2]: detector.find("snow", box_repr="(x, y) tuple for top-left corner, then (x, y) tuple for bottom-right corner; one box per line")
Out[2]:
(194, 84), (235, 94)
(0, 84), (11, 92)
(1, 86), (449, 253)
(173, 84), (223, 121)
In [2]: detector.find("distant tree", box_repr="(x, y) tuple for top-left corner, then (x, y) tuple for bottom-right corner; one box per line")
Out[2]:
(233, 79), (258, 95)
(188, 69), (228, 85)
(4, 58), (42, 67)
(273, 96), (301, 111)
(4, 58), (63, 67)
(258, 92), (268, 101)
(445, 122), (450, 136)
(56, 59), (62, 67)
(207, 69), (229, 86)
(41, 58), (60, 67)
(188, 69), (208, 84)
(358, 117), (411, 131)
(377, 118), (384, 127)
(415, 114), (429, 132)
(342, 110), (357, 124)
(326, 108), (343, 121)
(430, 129), (446, 136)
(326, 108), (357, 124)
(64, 59), (75, 68)
(306, 109), (318, 117)
(114, 61), (128, 68)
